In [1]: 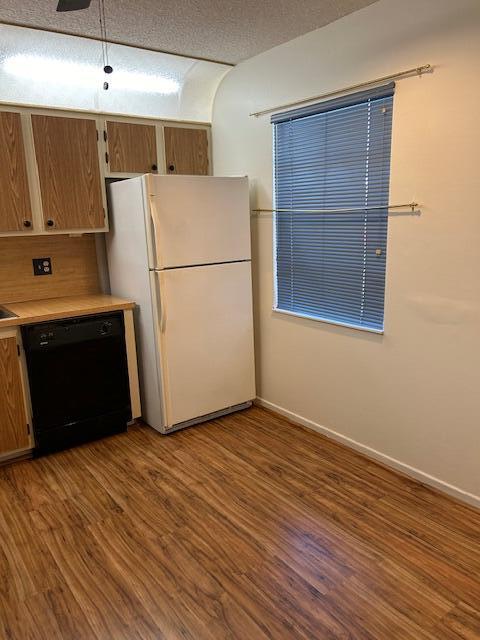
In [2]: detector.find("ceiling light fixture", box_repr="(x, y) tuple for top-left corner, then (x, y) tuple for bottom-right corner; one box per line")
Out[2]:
(3, 54), (180, 94)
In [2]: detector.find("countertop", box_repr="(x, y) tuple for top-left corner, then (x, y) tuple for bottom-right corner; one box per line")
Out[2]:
(0, 294), (135, 328)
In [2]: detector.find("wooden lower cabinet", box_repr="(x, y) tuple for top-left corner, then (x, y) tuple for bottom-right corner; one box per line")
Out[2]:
(0, 330), (30, 457)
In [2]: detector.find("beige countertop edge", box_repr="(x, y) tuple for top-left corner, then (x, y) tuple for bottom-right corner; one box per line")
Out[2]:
(0, 295), (136, 328)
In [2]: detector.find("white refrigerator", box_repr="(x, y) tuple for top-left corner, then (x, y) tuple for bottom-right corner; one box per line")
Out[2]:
(106, 174), (256, 433)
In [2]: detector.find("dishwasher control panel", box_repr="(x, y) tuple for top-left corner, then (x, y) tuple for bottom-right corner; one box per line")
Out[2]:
(22, 313), (124, 350)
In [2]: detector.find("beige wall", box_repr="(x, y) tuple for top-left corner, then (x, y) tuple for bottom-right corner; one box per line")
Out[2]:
(212, 0), (480, 504)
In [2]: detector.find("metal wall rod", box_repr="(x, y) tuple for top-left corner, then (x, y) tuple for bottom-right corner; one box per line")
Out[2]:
(252, 202), (419, 214)
(250, 64), (432, 117)
(0, 19), (235, 67)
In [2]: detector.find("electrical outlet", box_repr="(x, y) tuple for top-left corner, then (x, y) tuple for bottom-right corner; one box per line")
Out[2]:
(32, 257), (53, 276)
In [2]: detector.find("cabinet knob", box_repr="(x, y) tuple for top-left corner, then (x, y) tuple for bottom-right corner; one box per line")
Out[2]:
(46, 219), (55, 228)
(23, 219), (32, 228)
(168, 164), (175, 172)
(151, 164), (158, 171)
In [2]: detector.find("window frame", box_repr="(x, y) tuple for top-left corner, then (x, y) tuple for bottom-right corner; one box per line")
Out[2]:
(271, 85), (394, 335)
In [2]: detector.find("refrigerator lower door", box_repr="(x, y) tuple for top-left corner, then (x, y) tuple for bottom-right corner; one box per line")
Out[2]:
(155, 261), (255, 429)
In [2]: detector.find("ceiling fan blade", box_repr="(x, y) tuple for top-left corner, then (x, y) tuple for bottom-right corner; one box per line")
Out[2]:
(56, 0), (91, 11)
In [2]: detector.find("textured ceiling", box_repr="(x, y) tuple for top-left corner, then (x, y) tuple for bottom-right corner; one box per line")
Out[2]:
(0, 0), (378, 65)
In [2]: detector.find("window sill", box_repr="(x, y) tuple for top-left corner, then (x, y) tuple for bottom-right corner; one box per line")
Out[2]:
(272, 307), (384, 335)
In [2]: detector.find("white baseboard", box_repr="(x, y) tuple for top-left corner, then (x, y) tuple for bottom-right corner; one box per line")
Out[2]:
(255, 397), (480, 510)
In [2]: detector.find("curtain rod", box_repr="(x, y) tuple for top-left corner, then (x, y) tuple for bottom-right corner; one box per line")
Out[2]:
(250, 64), (432, 117)
(0, 20), (235, 67)
(252, 202), (419, 215)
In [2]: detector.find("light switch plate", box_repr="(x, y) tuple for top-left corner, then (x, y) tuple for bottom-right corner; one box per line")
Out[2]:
(33, 257), (53, 276)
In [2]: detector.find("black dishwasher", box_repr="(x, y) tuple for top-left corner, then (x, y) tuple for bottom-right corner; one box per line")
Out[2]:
(22, 312), (131, 456)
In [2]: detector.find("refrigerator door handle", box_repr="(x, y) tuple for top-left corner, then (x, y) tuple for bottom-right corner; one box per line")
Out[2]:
(160, 296), (167, 334)
(154, 271), (167, 333)
(150, 269), (172, 427)
(148, 197), (163, 269)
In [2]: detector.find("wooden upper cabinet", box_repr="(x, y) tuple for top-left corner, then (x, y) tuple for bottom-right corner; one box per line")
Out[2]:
(31, 115), (105, 231)
(0, 111), (33, 233)
(0, 333), (29, 455)
(106, 121), (158, 174)
(164, 127), (209, 176)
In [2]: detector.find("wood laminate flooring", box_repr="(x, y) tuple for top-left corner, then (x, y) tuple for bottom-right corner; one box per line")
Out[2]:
(0, 406), (479, 639)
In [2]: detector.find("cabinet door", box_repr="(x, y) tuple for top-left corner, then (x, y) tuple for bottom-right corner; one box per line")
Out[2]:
(106, 121), (157, 174)
(0, 333), (30, 455)
(164, 127), (209, 175)
(0, 111), (33, 233)
(32, 115), (105, 231)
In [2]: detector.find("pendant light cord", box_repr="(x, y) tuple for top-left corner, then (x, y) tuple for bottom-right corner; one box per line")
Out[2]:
(99, 0), (109, 69)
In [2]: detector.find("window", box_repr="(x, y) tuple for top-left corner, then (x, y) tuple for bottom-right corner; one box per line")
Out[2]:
(273, 84), (394, 332)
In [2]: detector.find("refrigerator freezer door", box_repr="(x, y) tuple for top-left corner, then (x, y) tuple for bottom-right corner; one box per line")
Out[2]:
(155, 261), (255, 428)
(148, 175), (251, 269)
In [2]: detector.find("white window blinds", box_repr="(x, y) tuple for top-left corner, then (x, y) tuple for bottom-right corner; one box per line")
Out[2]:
(272, 84), (394, 332)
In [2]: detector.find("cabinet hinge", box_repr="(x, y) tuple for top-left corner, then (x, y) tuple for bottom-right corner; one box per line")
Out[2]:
(103, 130), (107, 142)
(105, 152), (109, 164)
(17, 344), (20, 356)
(96, 129), (99, 141)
